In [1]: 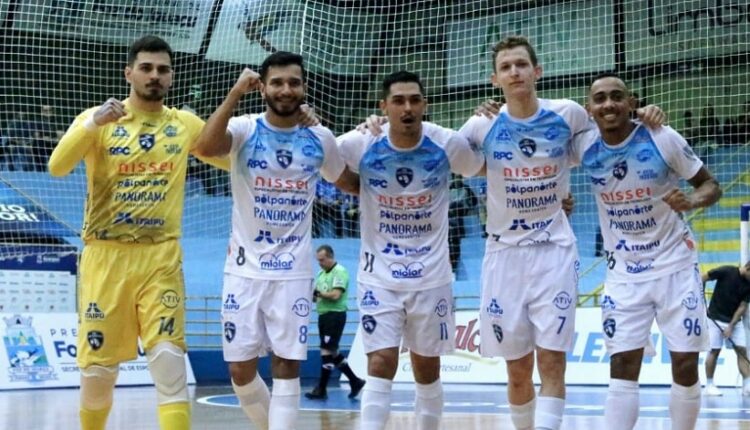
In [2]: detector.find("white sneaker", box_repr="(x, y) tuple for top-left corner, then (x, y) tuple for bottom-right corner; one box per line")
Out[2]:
(704, 384), (723, 396)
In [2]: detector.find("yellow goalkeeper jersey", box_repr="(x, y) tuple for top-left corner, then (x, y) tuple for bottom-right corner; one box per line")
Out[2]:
(50, 99), (204, 244)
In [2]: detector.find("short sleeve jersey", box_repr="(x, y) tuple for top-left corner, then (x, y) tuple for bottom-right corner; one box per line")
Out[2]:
(706, 265), (750, 323)
(315, 263), (350, 314)
(72, 100), (203, 243)
(570, 124), (703, 281)
(338, 122), (484, 291)
(225, 113), (346, 280)
(459, 99), (590, 251)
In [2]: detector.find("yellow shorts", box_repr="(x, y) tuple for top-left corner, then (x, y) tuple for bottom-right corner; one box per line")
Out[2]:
(77, 240), (186, 368)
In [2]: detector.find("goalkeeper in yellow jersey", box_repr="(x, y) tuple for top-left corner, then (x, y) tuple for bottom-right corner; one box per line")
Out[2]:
(48, 35), (229, 430)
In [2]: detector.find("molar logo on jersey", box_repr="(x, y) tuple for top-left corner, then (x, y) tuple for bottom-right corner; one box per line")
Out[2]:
(636, 149), (654, 162)
(613, 160), (628, 180)
(395, 167), (414, 187)
(625, 259), (654, 274)
(361, 315), (377, 334)
(247, 158), (269, 169)
(292, 298), (311, 317)
(389, 262), (425, 279)
(259, 252), (295, 270)
(603, 318), (616, 338)
(682, 291), (700, 311)
(223, 294), (240, 312)
(517, 230), (552, 246)
(544, 126), (560, 140)
(486, 298), (504, 317)
(139, 134), (155, 151)
(254, 230), (274, 244)
(435, 299), (449, 317)
(552, 292), (573, 310)
(224, 322), (236, 342)
(360, 290), (380, 308)
(519, 138), (536, 157)
(276, 149), (293, 168)
(601, 295), (616, 310)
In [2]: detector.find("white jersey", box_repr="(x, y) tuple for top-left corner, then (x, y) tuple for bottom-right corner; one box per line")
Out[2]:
(225, 113), (345, 280)
(338, 122), (484, 291)
(459, 99), (590, 251)
(570, 124), (703, 282)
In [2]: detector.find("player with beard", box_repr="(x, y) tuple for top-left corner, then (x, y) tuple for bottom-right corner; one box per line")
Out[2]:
(192, 51), (358, 430)
(49, 35), (230, 430)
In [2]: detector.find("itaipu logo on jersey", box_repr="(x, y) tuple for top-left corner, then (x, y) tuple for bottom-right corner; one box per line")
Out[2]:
(395, 167), (414, 187)
(276, 149), (293, 168)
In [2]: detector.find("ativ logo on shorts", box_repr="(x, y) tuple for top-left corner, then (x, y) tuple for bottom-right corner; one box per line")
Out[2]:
(389, 262), (424, 279)
(258, 252), (295, 270)
(292, 298), (311, 317)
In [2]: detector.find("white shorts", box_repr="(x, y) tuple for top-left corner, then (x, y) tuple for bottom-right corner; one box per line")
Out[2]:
(480, 243), (579, 360)
(357, 283), (455, 357)
(707, 318), (747, 349)
(601, 265), (709, 356)
(221, 273), (314, 362)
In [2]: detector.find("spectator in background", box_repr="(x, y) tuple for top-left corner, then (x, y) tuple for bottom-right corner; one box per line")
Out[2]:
(699, 104), (721, 145)
(31, 105), (61, 171)
(682, 111), (697, 148)
(340, 193), (360, 238)
(738, 101), (750, 144)
(0, 126), (9, 170)
(7, 111), (33, 171)
(448, 174), (477, 274)
(313, 180), (342, 238)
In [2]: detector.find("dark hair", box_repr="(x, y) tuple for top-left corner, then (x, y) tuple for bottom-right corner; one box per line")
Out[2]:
(128, 35), (174, 66)
(317, 244), (334, 258)
(381, 71), (425, 99)
(259, 51), (306, 82)
(589, 72), (627, 91)
(492, 35), (538, 70)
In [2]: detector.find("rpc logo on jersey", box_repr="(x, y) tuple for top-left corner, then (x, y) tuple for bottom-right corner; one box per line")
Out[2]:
(395, 167), (413, 187)
(139, 134), (155, 151)
(360, 290), (380, 308)
(613, 161), (628, 180)
(223, 294), (240, 312)
(485, 298), (504, 317)
(519, 138), (536, 157)
(276, 149), (293, 168)
(223, 322), (236, 342)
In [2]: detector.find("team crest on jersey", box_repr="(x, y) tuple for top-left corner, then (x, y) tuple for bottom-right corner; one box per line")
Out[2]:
(276, 149), (293, 168)
(361, 315), (377, 334)
(518, 138), (536, 157)
(395, 167), (414, 187)
(603, 318), (616, 338)
(224, 322), (236, 343)
(139, 134), (155, 151)
(87, 331), (104, 350)
(613, 160), (628, 180)
(492, 324), (503, 343)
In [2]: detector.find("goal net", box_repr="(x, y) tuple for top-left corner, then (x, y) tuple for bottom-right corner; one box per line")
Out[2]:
(0, 0), (747, 312)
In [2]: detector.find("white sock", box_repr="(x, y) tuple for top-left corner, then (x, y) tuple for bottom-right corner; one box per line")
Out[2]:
(706, 377), (714, 386)
(361, 376), (393, 430)
(233, 376), (270, 430)
(534, 396), (565, 430)
(604, 378), (639, 430)
(269, 378), (300, 430)
(509, 397), (535, 430)
(415, 379), (443, 430)
(669, 382), (701, 429)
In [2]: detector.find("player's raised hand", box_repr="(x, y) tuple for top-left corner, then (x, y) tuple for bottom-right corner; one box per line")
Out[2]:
(298, 104), (320, 127)
(356, 115), (387, 135)
(475, 99), (502, 118)
(92, 98), (127, 126)
(231, 68), (261, 95)
(662, 188), (695, 212)
(636, 105), (667, 128)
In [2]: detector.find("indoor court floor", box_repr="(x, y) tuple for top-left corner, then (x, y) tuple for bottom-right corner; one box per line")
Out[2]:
(2, 383), (749, 429)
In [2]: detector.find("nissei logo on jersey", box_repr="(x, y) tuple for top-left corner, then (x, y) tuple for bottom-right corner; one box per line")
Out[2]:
(109, 146), (130, 155)
(368, 178), (388, 188)
(599, 187), (652, 203)
(494, 151), (513, 160)
(259, 252), (295, 270)
(389, 262), (425, 279)
(502, 164), (558, 178)
(247, 158), (268, 169)
(254, 176), (308, 190)
(118, 161), (174, 174)
(377, 193), (432, 208)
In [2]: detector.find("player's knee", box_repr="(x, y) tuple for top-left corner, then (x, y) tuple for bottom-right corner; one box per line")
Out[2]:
(80, 365), (119, 411)
(147, 342), (188, 405)
(670, 352), (699, 385)
(367, 349), (398, 379)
